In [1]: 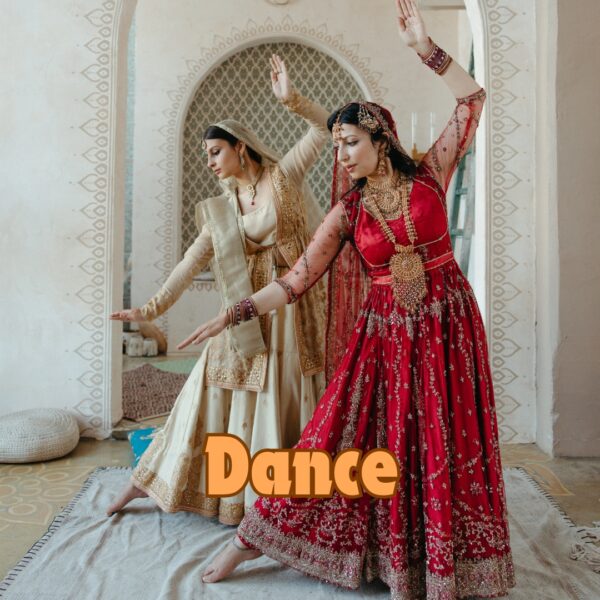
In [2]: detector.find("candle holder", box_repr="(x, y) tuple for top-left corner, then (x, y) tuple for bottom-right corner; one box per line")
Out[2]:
(410, 111), (436, 162)
(411, 144), (427, 162)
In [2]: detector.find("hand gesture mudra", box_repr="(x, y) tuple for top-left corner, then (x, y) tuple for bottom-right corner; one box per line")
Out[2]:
(395, 0), (430, 51)
(177, 312), (229, 350)
(110, 307), (145, 322)
(270, 54), (293, 103)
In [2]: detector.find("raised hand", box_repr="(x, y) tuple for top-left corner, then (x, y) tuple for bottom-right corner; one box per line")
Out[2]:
(110, 307), (145, 322)
(176, 312), (229, 350)
(270, 54), (293, 103)
(395, 0), (431, 53)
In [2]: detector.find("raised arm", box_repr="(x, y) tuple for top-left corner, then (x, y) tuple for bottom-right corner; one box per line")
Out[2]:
(178, 202), (350, 348)
(270, 54), (330, 186)
(420, 89), (485, 192)
(396, 0), (486, 190)
(111, 224), (214, 323)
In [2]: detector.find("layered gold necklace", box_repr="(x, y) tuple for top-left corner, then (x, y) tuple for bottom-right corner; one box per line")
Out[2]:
(362, 172), (427, 312)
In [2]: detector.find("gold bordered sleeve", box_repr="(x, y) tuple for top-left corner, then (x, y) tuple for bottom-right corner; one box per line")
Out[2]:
(140, 224), (214, 321)
(278, 90), (330, 187)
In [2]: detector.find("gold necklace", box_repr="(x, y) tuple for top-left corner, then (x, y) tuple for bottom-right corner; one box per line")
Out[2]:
(363, 175), (401, 219)
(244, 165), (264, 206)
(362, 174), (426, 312)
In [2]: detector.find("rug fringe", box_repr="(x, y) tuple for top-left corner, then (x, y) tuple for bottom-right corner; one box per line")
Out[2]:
(571, 522), (600, 574)
(0, 466), (131, 597)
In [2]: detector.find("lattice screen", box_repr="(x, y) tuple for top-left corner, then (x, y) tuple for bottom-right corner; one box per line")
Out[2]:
(181, 42), (363, 257)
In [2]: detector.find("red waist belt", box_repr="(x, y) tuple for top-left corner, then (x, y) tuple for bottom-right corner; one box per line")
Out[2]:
(371, 251), (455, 285)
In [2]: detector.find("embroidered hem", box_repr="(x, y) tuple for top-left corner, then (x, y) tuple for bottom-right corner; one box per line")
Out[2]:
(238, 506), (515, 599)
(132, 466), (246, 525)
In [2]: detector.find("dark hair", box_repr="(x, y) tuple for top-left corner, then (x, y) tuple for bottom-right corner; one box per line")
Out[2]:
(327, 103), (417, 185)
(202, 125), (262, 164)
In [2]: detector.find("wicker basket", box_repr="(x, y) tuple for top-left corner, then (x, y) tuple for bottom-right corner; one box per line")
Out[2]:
(0, 408), (80, 463)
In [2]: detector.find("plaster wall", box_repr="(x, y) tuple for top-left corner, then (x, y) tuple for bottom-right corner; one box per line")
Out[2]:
(534, 0), (558, 455)
(554, 0), (600, 456)
(0, 0), (135, 436)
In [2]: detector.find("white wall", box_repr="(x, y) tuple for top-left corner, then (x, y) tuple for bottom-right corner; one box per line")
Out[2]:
(535, 0), (559, 455)
(553, 0), (600, 456)
(0, 0), (134, 437)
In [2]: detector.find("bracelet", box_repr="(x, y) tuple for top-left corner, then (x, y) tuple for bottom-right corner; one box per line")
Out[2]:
(226, 297), (260, 328)
(280, 89), (310, 114)
(418, 37), (453, 76)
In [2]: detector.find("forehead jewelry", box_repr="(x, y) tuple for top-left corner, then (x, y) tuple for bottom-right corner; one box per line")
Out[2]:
(358, 104), (380, 134)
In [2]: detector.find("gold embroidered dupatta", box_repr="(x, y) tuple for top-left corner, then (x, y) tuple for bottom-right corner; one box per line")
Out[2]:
(198, 119), (326, 390)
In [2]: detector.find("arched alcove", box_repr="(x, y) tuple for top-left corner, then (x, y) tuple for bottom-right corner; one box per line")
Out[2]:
(180, 41), (363, 257)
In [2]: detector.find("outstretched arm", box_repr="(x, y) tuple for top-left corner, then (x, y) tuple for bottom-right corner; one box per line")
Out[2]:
(396, 0), (486, 191)
(178, 202), (350, 349)
(111, 224), (214, 323)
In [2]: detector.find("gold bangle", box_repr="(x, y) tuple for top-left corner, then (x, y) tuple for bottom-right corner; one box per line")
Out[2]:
(280, 89), (309, 114)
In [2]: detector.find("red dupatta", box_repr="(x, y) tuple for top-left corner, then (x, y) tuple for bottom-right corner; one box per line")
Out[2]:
(324, 102), (413, 383)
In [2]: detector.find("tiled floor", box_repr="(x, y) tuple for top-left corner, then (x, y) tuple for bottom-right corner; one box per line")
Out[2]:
(1, 441), (599, 580)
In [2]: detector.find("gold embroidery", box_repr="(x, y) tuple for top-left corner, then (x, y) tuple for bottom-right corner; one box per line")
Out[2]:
(280, 89), (311, 115)
(201, 165), (326, 388)
(133, 414), (249, 524)
(206, 245), (272, 391)
(270, 165), (326, 376)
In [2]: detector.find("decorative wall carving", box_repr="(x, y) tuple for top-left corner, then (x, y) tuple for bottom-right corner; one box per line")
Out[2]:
(74, 0), (128, 436)
(478, 0), (535, 442)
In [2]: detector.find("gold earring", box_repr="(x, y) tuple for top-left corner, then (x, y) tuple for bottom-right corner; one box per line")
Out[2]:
(239, 153), (246, 171)
(377, 144), (388, 177)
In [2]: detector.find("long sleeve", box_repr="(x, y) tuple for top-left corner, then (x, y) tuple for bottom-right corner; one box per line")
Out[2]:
(421, 88), (486, 192)
(140, 224), (214, 321)
(278, 91), (330, 186)
(275, 202), (350, 303)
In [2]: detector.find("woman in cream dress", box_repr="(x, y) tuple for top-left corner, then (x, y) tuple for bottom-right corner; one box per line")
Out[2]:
(108, 55), (329, 525)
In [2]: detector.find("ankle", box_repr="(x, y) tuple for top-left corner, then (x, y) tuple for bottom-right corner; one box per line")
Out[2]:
(232, 535), (256, 552)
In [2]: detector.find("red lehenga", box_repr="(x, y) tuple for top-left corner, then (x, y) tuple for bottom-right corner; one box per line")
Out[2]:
(237, 89), (515, 599)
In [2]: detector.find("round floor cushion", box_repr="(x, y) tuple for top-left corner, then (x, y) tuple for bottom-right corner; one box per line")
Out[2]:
(0, 408), (80, 463)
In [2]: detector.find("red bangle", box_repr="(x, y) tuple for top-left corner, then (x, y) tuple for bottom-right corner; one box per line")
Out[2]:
(227, 298), (260, 328)
(419, 38), (453, 75)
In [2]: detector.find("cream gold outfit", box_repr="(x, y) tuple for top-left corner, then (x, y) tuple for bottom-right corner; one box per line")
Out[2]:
(132, 94), (329, 525)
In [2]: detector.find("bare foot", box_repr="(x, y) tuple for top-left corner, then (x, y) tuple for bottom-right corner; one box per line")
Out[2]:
(106, 482), (148, 516)
(202, 536), (262, 583)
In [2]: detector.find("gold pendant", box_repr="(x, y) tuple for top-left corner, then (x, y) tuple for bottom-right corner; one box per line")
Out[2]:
(389, 245), (427, 312)
(247, 184), (256, 205)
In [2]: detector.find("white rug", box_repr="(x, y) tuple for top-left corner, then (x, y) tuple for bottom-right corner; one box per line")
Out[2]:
(1, 468), (598, 599)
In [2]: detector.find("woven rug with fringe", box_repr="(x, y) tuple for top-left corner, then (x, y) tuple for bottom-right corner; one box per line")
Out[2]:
(122, 363), (188, 421)
(1, 468), (599, 599)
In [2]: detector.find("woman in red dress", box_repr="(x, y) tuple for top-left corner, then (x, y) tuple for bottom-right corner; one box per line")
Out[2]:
(183, 1), (515, 597)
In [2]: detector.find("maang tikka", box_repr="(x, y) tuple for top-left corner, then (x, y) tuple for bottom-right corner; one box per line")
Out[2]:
(358, 104), (380, 134)
(332, 103), (382, 141)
